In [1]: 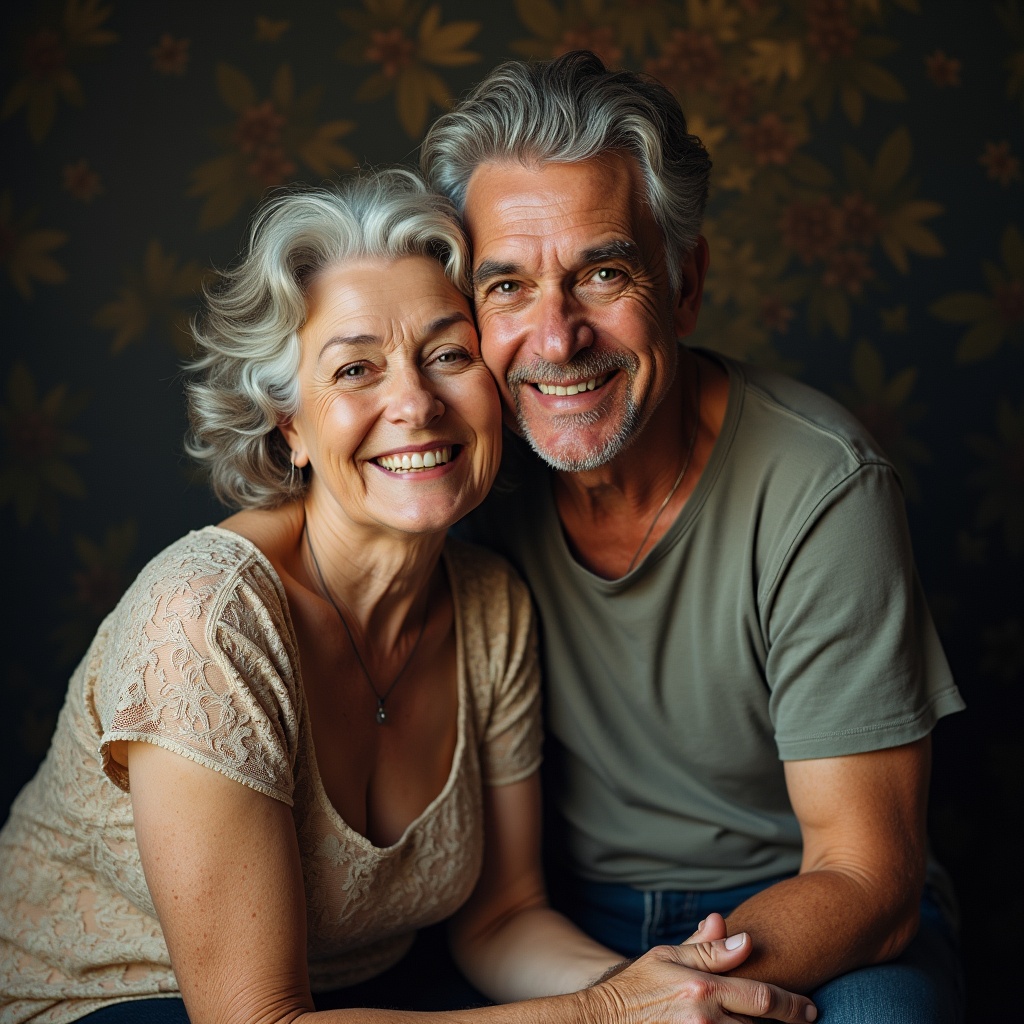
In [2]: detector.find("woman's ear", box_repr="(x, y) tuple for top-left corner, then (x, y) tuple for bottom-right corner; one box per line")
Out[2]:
(277, 420), (309, 468)
(672, 235), (710, 338)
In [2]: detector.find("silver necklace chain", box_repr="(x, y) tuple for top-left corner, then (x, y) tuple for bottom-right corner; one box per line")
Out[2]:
(624, 361), (702, 575)
(303, 524), (428, 724)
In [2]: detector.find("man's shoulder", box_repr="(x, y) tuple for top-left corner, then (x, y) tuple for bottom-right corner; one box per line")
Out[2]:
(728, 356), (893, 476)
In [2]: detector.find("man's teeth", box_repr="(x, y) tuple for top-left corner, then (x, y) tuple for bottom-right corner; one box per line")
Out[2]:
(377, 447), (452, 473)
(536, 374), (609, 396)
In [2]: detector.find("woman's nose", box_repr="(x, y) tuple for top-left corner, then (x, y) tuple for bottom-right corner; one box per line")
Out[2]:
(385, 368), (444, 426)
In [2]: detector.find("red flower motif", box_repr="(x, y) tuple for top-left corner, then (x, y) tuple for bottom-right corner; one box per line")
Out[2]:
(839, 193), (882, 247)
(925, 50), (961, 88)
(62, 160), (102, 201)
(979, 141), (1021, 186)
(806, 0), (858, 61)
(553, 27), (622, 68)
(779, 198), (842, 265)
(759, 296), (795, 334)
(646, 30), (720, 92)
(24, 29), (67, 80)
(151, 34), (190, 75)
(994, 280), (1024, 326)
(822, 248), (874, 295)
(740, 113), (799, 166)
(365, 28), (416, 78)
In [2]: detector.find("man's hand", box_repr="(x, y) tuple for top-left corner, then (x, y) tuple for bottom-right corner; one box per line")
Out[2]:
(585, 931), (817, 1023)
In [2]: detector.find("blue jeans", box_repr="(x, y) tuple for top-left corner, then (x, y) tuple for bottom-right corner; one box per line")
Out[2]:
(551, 872), (965, 1023)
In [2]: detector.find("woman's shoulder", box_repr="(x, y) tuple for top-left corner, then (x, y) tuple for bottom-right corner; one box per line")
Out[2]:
(443, 536), (532, 608)
(120, 525), (290, 638)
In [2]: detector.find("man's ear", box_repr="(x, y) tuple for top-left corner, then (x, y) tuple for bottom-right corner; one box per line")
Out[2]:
(672, 235), (710, 338)
(277, 420), (309, 468)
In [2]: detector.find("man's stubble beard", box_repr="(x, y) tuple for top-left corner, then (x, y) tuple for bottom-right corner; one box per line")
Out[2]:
(507, 350), (644, 473)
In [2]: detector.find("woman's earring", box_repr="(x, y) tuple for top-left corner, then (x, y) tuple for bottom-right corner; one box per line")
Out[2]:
(288, 451), (299, 491)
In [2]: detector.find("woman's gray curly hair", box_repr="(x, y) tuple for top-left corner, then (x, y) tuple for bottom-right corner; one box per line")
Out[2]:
(185, 168), (470, 510)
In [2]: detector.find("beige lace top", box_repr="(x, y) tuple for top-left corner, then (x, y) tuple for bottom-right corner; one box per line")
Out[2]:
(0, 527), (542, 1024)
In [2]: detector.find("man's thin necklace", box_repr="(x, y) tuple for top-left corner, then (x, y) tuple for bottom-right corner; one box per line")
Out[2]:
(624, 361), (702, 575)
(303, 524), (428, 724)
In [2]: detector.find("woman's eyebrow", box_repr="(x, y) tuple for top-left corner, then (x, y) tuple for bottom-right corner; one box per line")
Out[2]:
(423, 311), (473, 337)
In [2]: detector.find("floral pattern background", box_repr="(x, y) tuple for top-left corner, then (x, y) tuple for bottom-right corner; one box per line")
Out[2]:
(0, 1), (1020, 1016)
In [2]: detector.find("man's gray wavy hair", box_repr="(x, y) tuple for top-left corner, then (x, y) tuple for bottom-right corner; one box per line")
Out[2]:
(185, 168), (470, 510)
(420, 50), (712, 292)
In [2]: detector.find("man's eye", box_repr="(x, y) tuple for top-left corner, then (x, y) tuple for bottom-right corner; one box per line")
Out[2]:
(495, 281), (519, 294)
(594, 268), (621, 282)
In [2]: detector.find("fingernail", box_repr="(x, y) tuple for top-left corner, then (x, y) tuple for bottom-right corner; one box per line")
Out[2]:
(698, 918), (706, 931)
(725, 933), (745, 950)
(805, 1006), (817, 1022)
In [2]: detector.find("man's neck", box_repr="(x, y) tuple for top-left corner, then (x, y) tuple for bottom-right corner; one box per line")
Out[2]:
(552, 350), (729, 579)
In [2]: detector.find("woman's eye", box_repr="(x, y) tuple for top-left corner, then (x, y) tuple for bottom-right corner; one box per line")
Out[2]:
(435, 349), (469, 365)
(337, 364), (367, 379)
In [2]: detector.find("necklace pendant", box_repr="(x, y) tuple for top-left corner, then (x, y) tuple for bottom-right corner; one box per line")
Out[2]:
(376, 703), (387, 724)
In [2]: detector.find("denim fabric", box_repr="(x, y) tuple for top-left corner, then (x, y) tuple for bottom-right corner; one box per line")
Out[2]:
(79, 999), (190, 1023)
(550, 872), (965, 1024)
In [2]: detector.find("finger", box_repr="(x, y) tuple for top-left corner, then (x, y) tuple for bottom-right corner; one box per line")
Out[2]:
(685, 911), (728, 943)
(669, 932), (753, 973)
(712, 976), (817, 1023)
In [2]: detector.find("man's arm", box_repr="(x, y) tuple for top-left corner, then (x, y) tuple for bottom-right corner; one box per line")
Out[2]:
(722, 736), (930, 992)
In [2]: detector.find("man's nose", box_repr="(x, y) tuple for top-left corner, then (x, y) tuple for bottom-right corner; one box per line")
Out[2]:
(532, 289), (595, 364)
(385, 367), (444, 427)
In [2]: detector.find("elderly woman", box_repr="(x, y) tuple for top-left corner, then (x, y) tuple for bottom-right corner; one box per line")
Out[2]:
(0, 170), (816, 1024)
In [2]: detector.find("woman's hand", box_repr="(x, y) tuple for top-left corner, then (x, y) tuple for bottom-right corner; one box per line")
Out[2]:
(584, 933), (817, 1023)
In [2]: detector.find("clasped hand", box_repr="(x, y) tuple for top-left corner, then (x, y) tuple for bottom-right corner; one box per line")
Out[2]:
(586, 915), (816, 1024)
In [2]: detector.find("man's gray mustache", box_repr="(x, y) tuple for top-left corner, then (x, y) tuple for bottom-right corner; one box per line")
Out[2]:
(505, 352), (638, 388)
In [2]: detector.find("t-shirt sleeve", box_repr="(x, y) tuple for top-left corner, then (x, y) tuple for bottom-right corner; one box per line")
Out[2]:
(462, 550), (544, 787)
(96, 548), (301, 804)
(763, 462), (965, 760)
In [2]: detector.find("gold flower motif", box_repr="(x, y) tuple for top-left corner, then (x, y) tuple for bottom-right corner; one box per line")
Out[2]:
(0, 192), (68, 300)
(837, 340), (930, 501)
(93, 240), (208, 355)
(0, 362), (89, 530)
(1, 0), (117, 143)
(52, 521), (138, 664)
(189, 64), (357, 228)
(930, 225), (1024, 363)
(339, 1), (481, 139)
(968, 400), (1024, 556)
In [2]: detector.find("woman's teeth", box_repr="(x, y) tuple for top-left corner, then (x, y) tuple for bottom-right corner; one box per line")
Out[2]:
(536, 373), (609, 396)
(377, 447), (452, 473)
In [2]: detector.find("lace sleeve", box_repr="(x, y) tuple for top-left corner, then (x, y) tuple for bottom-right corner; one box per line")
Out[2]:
(95, 533), (302, 805)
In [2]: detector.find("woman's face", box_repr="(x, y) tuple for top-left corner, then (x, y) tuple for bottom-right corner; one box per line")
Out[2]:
(282, 255), (502, 537)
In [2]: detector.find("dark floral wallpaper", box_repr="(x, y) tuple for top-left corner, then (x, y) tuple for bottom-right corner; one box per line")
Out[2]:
(1, 1), (1020, 1018)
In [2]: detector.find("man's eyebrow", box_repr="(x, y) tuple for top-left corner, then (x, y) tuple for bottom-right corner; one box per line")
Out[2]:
(473, 259), (521, 286)
(581, 240), (642, 266)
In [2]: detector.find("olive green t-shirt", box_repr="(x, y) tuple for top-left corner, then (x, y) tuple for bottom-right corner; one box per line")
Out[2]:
(464, 353), (965, 891)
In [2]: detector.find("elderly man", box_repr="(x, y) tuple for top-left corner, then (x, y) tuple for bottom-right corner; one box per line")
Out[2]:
(422, 51), (966, 1022)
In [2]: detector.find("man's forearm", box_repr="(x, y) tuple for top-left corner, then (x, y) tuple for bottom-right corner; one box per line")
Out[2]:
(723, 868), (921, 992)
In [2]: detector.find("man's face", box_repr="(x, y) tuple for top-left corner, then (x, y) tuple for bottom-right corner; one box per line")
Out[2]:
(464, 152), (687, 472)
